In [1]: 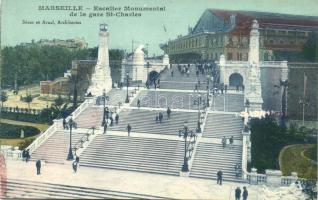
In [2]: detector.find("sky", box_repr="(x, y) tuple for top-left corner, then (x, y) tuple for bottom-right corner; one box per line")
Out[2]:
(1, 0), (318, 55)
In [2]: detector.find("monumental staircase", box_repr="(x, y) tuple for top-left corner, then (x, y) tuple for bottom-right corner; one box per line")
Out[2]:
(30, 131), (86, 164)
(80, 135), (184, 176)
(109, 109), (198, 135)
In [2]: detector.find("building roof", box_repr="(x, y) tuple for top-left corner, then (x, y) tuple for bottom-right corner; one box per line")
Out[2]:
(190, 9), (318, 36)
(209, 9), (318, 34)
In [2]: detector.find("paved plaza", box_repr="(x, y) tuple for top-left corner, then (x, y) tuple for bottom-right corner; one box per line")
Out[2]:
(5, 160), (260, 199)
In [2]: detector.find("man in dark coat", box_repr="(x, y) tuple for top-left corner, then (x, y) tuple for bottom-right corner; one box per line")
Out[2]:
(137, 99), (141, 109)
(167, 107), (171, 119)
(103, 123), (107, 134)
(242, 186), (248, 200)
(217, 170), (223, 185)
(25, 149), (30, 163)
(36, 160), (41, 175)
(235, 187), (241, 200)
(72, 160), (78, 173)
(158, 113), (163, 123)
(115, 113), (119, 125)
(127, 124), (132, 137)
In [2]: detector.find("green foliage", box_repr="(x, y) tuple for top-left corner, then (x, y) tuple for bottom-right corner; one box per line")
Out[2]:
(250, 115), (307, 173)
(19, 137), (36, 150)
(1, 111), (50, 124)
(53, 95), (64, 108)
(303, 32), (318, 62)
(1, 45), (92, 88)
(304, 144), (317, 162)
(0, 123), (40, 139)
(1, 91), (8, 107)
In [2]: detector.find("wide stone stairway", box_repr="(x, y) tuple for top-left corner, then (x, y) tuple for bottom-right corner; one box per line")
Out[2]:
(109, 109), (197, 135)
(80, 135), (184, 176)
(203, 113), (243, 140)
(132, 90), (207, 110)
(190, 142), (242, 182)
(30, 131), (85, 164)
(75, 107), (103, 129)
(1, 179), (166, 199)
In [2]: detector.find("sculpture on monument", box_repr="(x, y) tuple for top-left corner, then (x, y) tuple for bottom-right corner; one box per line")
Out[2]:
(87, 24), (113, 96)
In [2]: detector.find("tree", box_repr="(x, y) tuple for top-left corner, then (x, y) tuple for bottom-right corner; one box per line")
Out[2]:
(303, 32), (318, 62)
(53, 95), (64, 109)
(25, 94), (33, 110)
(0, 91), (8, 108)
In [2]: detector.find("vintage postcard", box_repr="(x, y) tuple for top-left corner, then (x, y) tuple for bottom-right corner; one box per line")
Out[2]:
(0, 0), (317, 199)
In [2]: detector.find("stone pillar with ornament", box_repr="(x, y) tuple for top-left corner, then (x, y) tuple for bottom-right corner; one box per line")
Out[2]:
(87, 24), (113, 96)
(245, 20), (263, 112)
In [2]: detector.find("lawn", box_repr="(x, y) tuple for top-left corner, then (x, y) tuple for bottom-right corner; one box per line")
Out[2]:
(279, 144), (317, 179)
(0, 119), (49, 149)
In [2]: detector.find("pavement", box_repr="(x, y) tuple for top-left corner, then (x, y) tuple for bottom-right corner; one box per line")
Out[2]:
(6, 160), (261, 199)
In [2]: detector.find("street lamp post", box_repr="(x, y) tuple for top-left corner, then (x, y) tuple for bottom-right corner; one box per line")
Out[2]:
(101, 89), (109, 126)
(125, 73), (130, 103)
(206, 75), (210, 107)
(178, 122), (193, 172)
(194, 93), (202, 133)
(66, 116), (77, 160)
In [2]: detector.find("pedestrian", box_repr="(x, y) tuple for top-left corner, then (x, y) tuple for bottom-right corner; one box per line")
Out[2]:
(63, 117), (67, 129)
(222, 136), (226, 148)
(221, 85), (224, 94)
(230, 136), (234, 149)
(171, 71), (174, 77)
(25, 149), (30, 163)
(217, 170), (223, 185)
(167, 107), (171, 119)
(110, 116), (114, 126)
(137, 99), (141, 109)
(159, 112), (163, 123)
(195, 84), (198, 92)
(36, 160), (41, 175)
(242, 186), (248, 200)
(115, 113), (119, 125)
(155, 115), (159, 123)
(127, 124), (132, 137)
(72, 160), (78, 173)
(225, 84), (227, 93)
(235, 187), (241, 200)
(22, 149), (26, 162)
(75, 155), (80, 163)
(235, 163), (240, 178)
(105, 108), (109, 119)
(103, 123), (107, 134)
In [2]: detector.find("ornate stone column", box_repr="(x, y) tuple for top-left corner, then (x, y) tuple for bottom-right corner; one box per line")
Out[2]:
(87, 24), (113, 96)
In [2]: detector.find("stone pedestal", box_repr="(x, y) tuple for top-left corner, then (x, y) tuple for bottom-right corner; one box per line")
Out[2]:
(290, 172), (298, 184)
(266, 169), (282, 187)
(250, 168), (258, 185)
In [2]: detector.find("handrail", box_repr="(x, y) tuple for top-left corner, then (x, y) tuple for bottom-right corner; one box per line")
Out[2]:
(26, 122), (57, 154)
(73, 127), (96, 155)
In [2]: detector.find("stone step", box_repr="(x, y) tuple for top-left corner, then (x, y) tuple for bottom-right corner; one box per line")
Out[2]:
(2, 179), (166, 199)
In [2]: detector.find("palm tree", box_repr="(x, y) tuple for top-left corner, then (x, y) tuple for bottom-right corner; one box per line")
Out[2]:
(0, 91), (8, 108)
(274, 79), (289, 128)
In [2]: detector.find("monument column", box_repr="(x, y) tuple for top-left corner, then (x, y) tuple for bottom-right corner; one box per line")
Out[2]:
(246, 20), (263, 111)
(87, 24), (113, 96)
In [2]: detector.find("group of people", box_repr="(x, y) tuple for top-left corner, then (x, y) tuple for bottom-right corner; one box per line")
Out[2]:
(22, 149), (30, 162)
(155, 107), (172, 123)
(221, 136), (234, 149)
(217, 170), (248, 199)
(103, 109), (120, 134)
(235, 186), (248, 200)
(35, 155), (80, 175)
